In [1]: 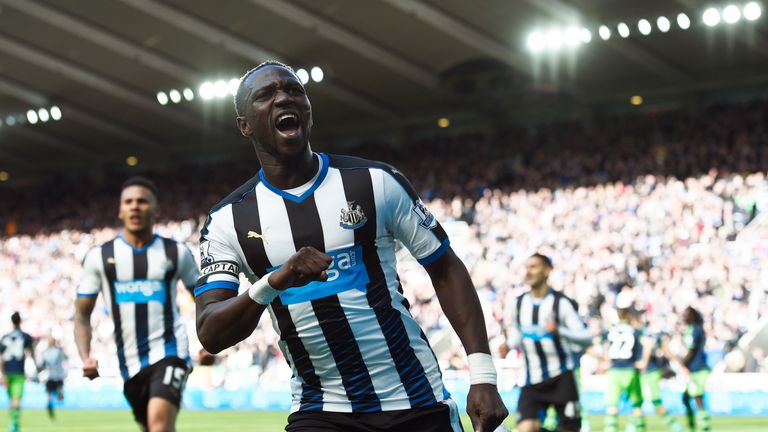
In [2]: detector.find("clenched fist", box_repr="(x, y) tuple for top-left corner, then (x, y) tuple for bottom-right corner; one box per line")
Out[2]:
(268, 247), (332, 290)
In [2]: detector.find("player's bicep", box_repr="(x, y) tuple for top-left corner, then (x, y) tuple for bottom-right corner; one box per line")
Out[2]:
(195, 286), (239, 313)
(74, 296), (97, 322)
(77, 249), (103, 297)
(381, 170), (449, 265)
(563, 300), (586, 330)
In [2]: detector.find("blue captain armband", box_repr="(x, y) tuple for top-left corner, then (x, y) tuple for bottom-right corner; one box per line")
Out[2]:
(194, 281), (239, 297)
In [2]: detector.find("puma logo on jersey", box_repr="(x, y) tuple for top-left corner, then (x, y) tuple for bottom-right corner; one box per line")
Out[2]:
(107, 257), (116, 264)
(247, 231), (268, 243)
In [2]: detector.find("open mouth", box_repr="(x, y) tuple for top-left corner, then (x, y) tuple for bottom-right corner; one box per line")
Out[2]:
(129, 215), (141, 224)
(275, 112), (300, 137)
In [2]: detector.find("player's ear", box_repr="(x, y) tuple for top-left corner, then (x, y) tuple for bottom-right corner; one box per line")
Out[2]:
(237, 116), (251, 137)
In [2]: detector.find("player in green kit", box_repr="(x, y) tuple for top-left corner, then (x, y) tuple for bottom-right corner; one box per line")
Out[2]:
(603, 296), (645, 432)
(636, 318), (683, 432)
(0, 312), (34, 432)
(675, 307), (710, 432)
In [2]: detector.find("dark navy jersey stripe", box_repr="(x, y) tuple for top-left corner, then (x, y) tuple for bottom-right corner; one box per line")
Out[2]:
(329, 154), (448, 244)
(532, 303), (550, 381)
(272, 297), (324, 411)
(339, 167), (437, 408)
(102, 241), (129, 380)
(231, 190), (271, 278)
(133, 247), (150, 370)
(161, 238), (178, 359)
(312, 295), (381, 412)
(283, 192), (381, 412)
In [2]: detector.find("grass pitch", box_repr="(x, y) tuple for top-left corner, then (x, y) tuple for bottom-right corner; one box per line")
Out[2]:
(0, 409), (765, 431)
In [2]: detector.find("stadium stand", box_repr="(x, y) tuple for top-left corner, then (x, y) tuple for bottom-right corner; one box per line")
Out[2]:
(2, 99), (767, 385)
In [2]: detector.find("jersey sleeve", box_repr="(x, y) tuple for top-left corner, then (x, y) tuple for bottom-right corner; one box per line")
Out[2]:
(77, 248), (103, 297)
(194, 209), (243, 297)
(557, 297), (593, 347)
(178, 244), (201, 293)
(23, 333), (32, 350)
(381, 168), (450, 265)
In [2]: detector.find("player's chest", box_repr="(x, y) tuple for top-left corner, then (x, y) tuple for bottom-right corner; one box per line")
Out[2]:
(241, 176), (378, 271)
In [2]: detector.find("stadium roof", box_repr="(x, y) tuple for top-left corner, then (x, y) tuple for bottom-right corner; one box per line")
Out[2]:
(2, 0), (768, 178)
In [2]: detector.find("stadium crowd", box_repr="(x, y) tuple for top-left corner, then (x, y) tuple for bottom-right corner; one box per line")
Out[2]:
(1, 98), (768, 383)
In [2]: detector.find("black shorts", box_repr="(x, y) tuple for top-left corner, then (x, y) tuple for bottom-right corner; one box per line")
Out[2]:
(518, 371), (581, 430)
(45, 380), (63, 394)
(285, 399), (464, 432)
(123, 356), (190, 428)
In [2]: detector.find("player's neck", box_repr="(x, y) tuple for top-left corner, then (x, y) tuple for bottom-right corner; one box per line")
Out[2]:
(259, 148), (317, 190)
(122, 229), (154, 249)
(530, 283), (549, 298)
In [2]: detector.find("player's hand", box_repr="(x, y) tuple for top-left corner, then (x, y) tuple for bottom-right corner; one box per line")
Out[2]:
(82, 358), (99, 380)
(545, 320), (558, 334)
(268, 247), (332, 290)
(467, 383), (508, 432)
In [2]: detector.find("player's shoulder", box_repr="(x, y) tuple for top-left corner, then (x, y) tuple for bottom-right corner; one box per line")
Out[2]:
(551, 289), (578, 309)
(327, 153), (412, 185)
(326, 153), (396, 172)
(208, 175), (261, 216)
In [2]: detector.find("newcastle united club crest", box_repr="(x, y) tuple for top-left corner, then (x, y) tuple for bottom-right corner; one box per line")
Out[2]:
(340, 201), (367, 230)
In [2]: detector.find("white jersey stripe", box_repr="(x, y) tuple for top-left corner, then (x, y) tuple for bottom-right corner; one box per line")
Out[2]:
(113, 239), (140, 379)
(289, 301), (352, 412)
(146, 243), (168, 367)
(256, 183), (298, 269)
(338, 288), (412, 411)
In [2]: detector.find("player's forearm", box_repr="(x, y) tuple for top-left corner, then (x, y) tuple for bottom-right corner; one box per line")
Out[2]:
(73, 317), (92, 361)
(558, 327), (593, 346)
(430, 253), (490, 355)
(196, 293), (267, 354)
(682, 350), (694, 367)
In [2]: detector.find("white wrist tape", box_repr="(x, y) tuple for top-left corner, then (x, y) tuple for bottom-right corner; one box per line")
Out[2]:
(468, 352), (497, 385)
(248, 273), (281, 305)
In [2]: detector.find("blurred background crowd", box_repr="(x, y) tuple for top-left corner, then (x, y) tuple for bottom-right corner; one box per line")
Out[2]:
(2, 98), (768, 387)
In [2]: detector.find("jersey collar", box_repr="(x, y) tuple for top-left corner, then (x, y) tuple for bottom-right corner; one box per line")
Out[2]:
(258, 152), (329, 203)
(116, 233), (158, 253)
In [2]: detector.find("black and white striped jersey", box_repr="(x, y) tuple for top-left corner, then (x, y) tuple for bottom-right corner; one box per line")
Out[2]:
(195, 152), (454, 413)
(509, 288), (592, 386)
(78, 235), (199, 380)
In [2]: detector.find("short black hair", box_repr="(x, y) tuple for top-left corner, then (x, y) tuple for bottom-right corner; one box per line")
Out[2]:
(11, 311), (20, 327)
(121, 176), (158, 199)
(234, 60), (296, 117)
(685, 306), (704, 325)
(529, 253), (553, 268)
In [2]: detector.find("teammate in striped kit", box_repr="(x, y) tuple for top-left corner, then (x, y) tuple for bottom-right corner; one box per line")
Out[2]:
(507, 254), (592, 432)
(74, 177), (199, 432)
(38, 336), (67, 420)
(194, 61), (508, 431)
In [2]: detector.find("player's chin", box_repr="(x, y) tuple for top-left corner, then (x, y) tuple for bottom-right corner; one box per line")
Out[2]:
(275, 135), (308, 156)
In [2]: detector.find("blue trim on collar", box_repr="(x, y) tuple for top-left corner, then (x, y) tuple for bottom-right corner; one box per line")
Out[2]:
(117, 234), (158, 253)
(258, 153), (329, 203)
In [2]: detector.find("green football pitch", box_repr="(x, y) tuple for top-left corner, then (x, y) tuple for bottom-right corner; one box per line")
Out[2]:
(0, 409), (765, 431)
